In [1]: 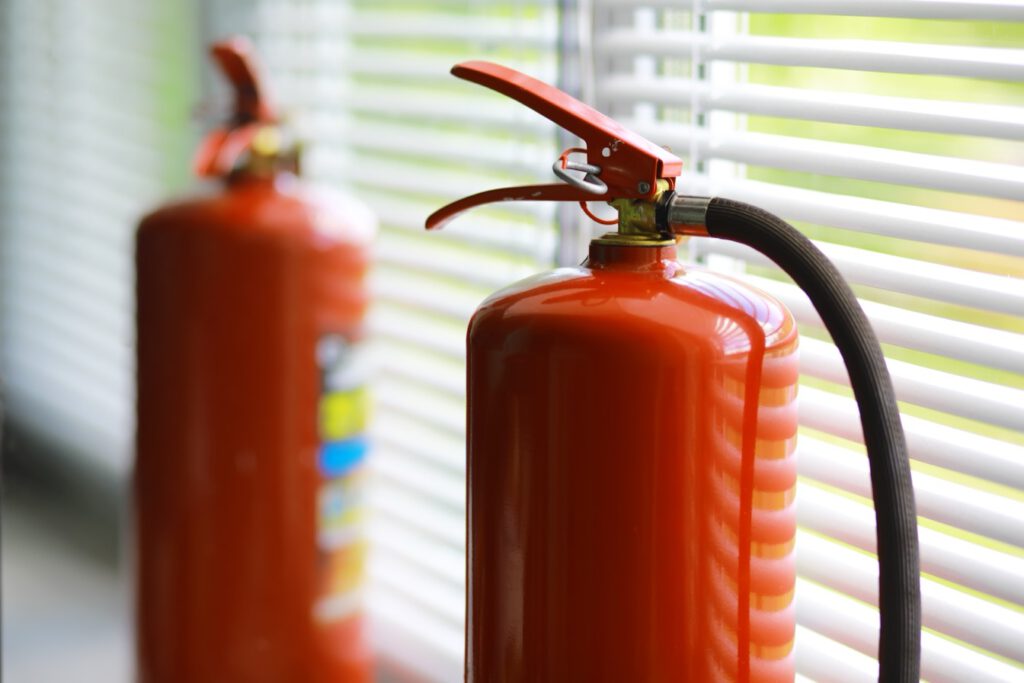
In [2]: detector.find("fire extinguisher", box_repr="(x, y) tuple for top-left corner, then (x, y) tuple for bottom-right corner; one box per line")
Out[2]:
(134, 38), (375, 682)
(428, 62), (921, 682)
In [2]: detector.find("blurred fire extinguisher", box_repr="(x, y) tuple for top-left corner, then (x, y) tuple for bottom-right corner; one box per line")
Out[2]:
(135, 38), (375, 682)
(428, 62), (921, 682)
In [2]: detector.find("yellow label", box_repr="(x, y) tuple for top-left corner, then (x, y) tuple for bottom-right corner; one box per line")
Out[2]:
(319, 387), (369, 441)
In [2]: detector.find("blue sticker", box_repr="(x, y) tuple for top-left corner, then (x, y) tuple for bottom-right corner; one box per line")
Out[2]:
(319, 437), (369, 478)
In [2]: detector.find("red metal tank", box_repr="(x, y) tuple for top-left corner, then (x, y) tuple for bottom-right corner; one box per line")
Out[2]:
(466, 240), (798, 681)
(134, 38), (374, 682)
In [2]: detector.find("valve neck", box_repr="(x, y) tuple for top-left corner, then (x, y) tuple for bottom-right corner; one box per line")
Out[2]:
(587, 241), (678, 270)
(591, 231), (675, 248)
(234, 124), (301, 179)
(226, 166), (298, 189)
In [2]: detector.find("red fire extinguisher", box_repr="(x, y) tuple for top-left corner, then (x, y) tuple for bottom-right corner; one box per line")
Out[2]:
(134, 38), (374, 682)
(428, 62), (921, 682)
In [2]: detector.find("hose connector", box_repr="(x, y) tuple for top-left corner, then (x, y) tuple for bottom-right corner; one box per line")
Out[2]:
(656, 192), (711, 237)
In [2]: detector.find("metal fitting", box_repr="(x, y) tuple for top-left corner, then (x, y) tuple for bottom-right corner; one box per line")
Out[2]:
(590, 180), (677, 247)
(657, 193), (711, 237)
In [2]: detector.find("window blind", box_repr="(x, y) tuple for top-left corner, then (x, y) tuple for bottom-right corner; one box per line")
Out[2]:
(589, 2), (1024, 681)
(203, 2), (562, 678)
(0, 0), (196, 473)
(350, 4), (560, 675)
(339, 4), (560, 678)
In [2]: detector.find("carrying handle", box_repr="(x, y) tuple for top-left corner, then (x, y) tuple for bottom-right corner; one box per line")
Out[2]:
(193, 37), (278, 178)
(425, 61), (683, 230)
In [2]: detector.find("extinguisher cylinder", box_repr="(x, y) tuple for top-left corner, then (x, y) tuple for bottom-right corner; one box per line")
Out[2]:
(467, 241), (799, 681)
(135, 174), (375, 683)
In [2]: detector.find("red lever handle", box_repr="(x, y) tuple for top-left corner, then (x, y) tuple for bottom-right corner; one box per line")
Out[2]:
(194, 37), (277, 178)
(210, 37), (276, 124)
(426, 61), (682, 230)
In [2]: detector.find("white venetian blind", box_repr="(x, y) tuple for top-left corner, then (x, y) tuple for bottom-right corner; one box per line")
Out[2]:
(204, 2), (561, 678)
(589, 2), (1024, 681)
(0, 0), (196, 473)
(347, 5), (559, 677)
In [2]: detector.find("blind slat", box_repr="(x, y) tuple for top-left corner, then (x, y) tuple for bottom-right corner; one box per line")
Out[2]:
(796, 579), (1024, 683)
(633, 121), (1024, 202)
(599, 77), (1024, 140)
(349, 13), (556, 47)
(598, 31), (1024, 80)
(375, 379), (465, 435)
(798, 482), (1024, 605)
(350, 87), (550, 133)
(367, 593), (464, 670)
(800, 336), (1024, 432)
(333, 158), (553, 220)
(746, 275), (1024, 375)
(704, 238), (1024, 316)
(800, 435), (1024, 550)
(800, 386), (1024, 492)
(598, 0), (1024, 20)
(370, 518), (464, 589)
(373, 411), (466, 470)
(370, 307), (465, 360)
(793, 622), (876, 683)
(370, 564), (463, 627)
(687, 175), (1024, 257)
(349, 121), (551, 175)
(373, 445), (466, 508)
(708, 0), (1024, 21)
(366, 194), (554, 258)
(798, 533), (1024, 664)
(348, 51), (548, 82)
(378, 235), (536, 291)
(373, 269), (485, 321)
(370, 485), (464, 548)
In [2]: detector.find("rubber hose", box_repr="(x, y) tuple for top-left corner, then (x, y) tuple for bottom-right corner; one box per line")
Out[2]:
(693, 196), (921, 682)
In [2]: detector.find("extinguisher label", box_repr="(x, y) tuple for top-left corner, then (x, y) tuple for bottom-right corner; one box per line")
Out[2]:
(319, 386), (370, 444)
(313, 333), (369, 624)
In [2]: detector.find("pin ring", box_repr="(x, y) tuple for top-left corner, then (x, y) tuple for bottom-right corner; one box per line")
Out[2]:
(552, 149), (607, 195)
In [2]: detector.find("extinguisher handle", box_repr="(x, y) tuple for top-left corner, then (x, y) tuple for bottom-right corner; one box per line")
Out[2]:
(210, 37), (276, 124)
(425, 61), (683, 230)
(194, 36), (277, 178)
(426, 183), (600, 231)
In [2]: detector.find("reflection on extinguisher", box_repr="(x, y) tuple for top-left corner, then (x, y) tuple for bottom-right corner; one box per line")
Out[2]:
(695, 272), (800, 681)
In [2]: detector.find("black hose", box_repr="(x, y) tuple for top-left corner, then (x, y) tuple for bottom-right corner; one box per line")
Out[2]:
(662, 194), (921, 682)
